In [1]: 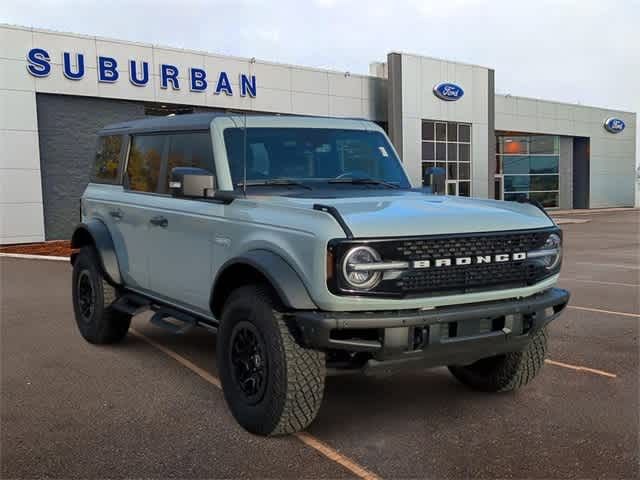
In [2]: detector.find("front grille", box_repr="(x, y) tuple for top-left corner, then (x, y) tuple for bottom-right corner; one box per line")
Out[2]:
(330, 228), (559, 297)
(396, 260), (544, 295)
(388, 231), (549, 260)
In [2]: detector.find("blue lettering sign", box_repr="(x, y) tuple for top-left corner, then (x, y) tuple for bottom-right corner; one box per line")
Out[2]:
(240, 74), (256, 97)
(433, 82), (464, 101)
(129, 60), (149, 86)
(160, 64), (180, 90)
(215, 71), (233, 95)
(62, 52), (85, 80)
(190, 68), (207, 92)
(25, 48), (258, 98)
(26, 48), (51, 77)
(98, 56), (119, 83)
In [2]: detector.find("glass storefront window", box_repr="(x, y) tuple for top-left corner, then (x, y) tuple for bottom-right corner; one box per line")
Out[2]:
(448, 143), (457, 161)
(499, 136), (528, 155)
(530, 136), (559, 154)
(422, 141), (434, 161)
(421, 120), (472, 196)
(504, 175), (530, 192)
(447, 122), (458, 141)
(503, 156), (530, 175)
(422, 121), (435, 141)
(530, 156), (559, 174)
(459, 125), (471, 143)
(447, 163), (457, 180)
(496, 134), (560, 208)
(459, 144), (470, 162)
(530, 191), (559, 207)
(459, 163), (470, 180)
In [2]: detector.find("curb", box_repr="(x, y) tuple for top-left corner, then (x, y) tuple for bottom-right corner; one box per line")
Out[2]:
(554, 218), (591, 225)
(0, 253), (70, 262)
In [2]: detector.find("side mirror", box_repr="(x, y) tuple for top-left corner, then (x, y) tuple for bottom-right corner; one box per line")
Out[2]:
(170, 167), (215, 198)
(423, 166), (446, 194)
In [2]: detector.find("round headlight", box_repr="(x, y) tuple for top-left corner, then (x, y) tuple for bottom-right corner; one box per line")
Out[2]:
(541, 233), (562, 270)
(341, 246), (382, 290)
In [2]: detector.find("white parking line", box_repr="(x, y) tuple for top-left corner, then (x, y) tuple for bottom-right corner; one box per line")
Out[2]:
(130, 328), (381, 480)
(574, 261), (640, 270)
(560, 277), (639, 288)
(567, 305), (640, 319)
(545, 359), (617, 378)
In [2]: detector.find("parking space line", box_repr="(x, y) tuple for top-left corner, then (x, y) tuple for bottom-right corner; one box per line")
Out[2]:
(574, 261), (640, 270)
(560, 277), (639, 288)
(130, 328), (381, 480)
(295, 432), (381, 480)
(545, 359), (617, 378)
(567, 305), (640, 318)
(130, 329), (221, 388)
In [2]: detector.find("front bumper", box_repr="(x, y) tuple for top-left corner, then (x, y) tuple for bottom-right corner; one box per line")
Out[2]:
(291, 287), (570, 372)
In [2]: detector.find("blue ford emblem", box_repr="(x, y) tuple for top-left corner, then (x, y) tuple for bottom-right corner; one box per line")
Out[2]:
(433, 82), (464, 101)
(604, 117), (625, 134)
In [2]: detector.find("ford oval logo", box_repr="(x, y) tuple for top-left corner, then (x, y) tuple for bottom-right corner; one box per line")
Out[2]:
(433, 82), (464, 101)
(604, 117), (625, 134)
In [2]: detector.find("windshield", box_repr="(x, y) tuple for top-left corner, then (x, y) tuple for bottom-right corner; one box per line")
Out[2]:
(223, 127), (411, 189)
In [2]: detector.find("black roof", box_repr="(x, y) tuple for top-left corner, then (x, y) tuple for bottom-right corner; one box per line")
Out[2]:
(99, 112), (227, 135)
(98, 112), (371, 136)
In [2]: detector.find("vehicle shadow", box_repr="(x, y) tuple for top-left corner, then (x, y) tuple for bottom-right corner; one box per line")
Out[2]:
(121, 320), (491, 438)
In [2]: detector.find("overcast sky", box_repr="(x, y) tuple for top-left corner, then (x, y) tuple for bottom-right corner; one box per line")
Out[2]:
(2, 0), (639, 163)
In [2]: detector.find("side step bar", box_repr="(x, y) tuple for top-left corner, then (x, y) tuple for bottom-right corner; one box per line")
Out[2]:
(110, 292), (150, 316)
(150, 308), (197, 334)
(110, 292), (216, 334)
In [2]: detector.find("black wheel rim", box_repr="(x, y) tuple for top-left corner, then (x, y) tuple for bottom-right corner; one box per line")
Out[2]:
(229, 321), (268, 405)
(77, 270), (95, 322)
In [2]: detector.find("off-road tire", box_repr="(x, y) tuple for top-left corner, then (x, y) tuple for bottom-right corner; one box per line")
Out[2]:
(448, 328), (548, 392)
(217, 284), (325, 436)
(72, 246), (131, 344)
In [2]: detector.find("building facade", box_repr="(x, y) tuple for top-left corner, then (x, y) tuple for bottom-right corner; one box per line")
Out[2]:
(0, 24), (636, 244)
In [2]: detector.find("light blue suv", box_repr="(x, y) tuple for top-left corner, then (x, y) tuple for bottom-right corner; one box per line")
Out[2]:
(71, 113), (569, 435)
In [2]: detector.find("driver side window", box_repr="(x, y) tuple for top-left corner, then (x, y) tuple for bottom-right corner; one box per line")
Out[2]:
(160, 131), (216, 194)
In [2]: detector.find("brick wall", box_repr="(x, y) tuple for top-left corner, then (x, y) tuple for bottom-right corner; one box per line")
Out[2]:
(36, 94), (144, 240)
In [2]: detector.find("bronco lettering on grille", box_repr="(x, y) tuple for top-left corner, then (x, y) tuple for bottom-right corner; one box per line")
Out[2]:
(412, 252), (527, 269)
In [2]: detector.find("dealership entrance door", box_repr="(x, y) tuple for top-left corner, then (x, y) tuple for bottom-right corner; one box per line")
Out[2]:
(421, 120), (472, 196)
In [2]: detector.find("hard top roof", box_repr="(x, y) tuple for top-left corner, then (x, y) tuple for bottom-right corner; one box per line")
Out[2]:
(99, 112), (224, 135)
(98, 113), (374, 135)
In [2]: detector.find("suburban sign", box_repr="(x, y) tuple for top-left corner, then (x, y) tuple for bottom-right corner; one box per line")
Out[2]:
(433, 82), (464, 101)
(26, 47), (257, 97)
(603, 117), (625, 134)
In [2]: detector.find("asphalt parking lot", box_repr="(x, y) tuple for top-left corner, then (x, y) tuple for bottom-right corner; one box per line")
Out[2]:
(1, 210), (638, 479)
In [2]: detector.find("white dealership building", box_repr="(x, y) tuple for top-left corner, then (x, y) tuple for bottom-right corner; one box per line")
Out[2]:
(0, 24), (637, 244)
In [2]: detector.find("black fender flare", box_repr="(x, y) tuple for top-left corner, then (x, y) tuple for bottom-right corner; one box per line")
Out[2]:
(211, 250), (317, 315)
(70, 219), (122, 285)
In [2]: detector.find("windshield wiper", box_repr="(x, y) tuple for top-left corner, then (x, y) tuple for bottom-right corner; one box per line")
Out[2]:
(328, 177), (401, 189)
(236, 179), (313, 190)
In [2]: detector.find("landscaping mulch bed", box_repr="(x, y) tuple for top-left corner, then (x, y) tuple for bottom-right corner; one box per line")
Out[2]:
(0, 240), (73, 257)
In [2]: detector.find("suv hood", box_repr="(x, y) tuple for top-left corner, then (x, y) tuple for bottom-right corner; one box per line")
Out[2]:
(263, 191), (554, 237)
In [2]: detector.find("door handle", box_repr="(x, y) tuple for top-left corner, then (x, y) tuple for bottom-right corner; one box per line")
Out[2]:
(149, 216), (168, 228)
(109, 209), (123, 220)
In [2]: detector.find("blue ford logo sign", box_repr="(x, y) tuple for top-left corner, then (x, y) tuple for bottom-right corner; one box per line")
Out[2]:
(604, 117), (625, 134)
(433, 82), (464, 101)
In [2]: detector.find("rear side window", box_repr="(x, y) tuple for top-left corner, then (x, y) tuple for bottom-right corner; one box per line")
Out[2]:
(126, 134), (166, 193)
(92, 135), (123, 184)
(160, 132), (215, 193)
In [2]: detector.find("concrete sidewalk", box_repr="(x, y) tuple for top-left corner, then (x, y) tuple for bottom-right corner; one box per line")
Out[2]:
(550, 207), (639, 216)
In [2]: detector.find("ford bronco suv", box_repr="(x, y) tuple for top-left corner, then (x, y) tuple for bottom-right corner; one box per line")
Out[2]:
(71, 113), (569, 436)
